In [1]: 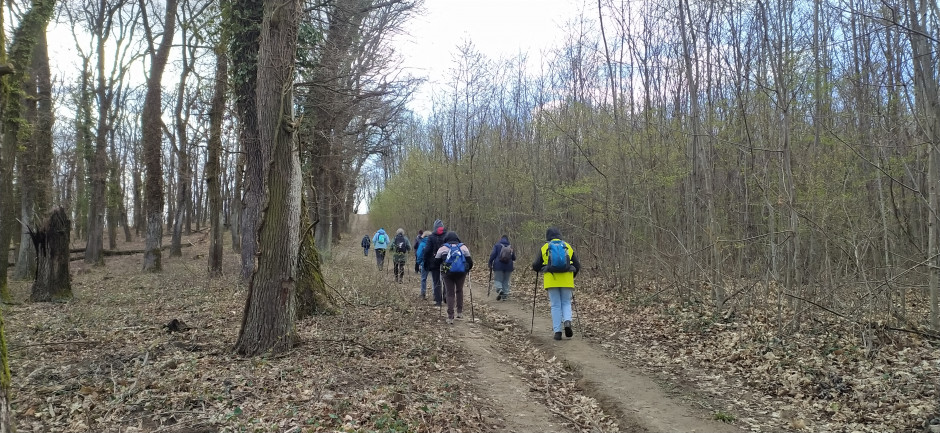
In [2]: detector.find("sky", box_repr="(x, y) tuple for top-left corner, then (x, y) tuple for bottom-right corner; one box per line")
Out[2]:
(392, 0), (584, 113)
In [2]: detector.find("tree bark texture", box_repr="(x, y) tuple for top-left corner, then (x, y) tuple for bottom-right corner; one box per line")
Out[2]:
(231, 0), (263, 280)
(29, 207), (71, 302)
(235, 0), (302, 357)
(141, 0), (179, 272)
(0, 0), (56, 302)
(207, 7), (228, 277)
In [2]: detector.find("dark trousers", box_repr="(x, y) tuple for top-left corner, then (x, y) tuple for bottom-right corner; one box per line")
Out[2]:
(443, 273), (466, 319)
(363, 247), (369, 256)
(375, 249), (386, 270)
(431, 269), (443, 304)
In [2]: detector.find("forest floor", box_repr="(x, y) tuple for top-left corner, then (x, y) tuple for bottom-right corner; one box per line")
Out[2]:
(3, 215), (938, 432)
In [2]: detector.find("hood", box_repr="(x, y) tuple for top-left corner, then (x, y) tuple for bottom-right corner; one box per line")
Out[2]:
(546, 227), (562, 241)
(500, 235), (510, 245)
(378, 228), (386, 234)
(396, 228), (404, 235)
(443, 231), (460, 244)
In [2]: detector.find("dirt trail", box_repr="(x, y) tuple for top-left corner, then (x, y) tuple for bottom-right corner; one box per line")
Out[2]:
(452, 319), (570, 433)
(475, 287), (745, 433)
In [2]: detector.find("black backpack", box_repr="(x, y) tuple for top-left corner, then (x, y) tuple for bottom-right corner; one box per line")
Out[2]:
(395, 234), (408, 253)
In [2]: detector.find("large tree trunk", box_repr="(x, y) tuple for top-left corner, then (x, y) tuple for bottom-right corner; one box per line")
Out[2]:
(0, 0), (56, 303)
(231, 0), (263, 280)
(141, 0), (179, 272)
(29, 207), (71, 302)
(206, 8), (228, 277)
(235, 0), (302, 357)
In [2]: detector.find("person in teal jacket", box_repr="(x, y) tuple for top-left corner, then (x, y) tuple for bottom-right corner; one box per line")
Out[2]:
(531, 227), (581, 340)
(372, 228), (390, 270)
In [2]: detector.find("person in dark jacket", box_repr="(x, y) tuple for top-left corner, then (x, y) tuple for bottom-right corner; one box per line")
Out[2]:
(531, 227), (581, 340)
(434, 231), (473, 324)
(487, 235), (516, 300)
(361, 235), (370, 256)
(422, 220), (447, 306)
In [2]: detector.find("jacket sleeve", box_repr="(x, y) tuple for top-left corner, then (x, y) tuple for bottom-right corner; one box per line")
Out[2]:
(466, 256), (474, 272)
(530, 245), (544, 272)
(571, 251), (581, 276)
(488, 245), (499, 267)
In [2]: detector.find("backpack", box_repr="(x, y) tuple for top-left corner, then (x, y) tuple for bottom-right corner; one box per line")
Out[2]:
(395, 235), (408, 253)
(498, 244), (513, 264)
(378, 233), (386, 244)
(443, 243), (467, 274)
(545, 240), (569, 273)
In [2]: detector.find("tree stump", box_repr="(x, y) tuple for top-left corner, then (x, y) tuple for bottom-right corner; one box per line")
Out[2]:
(29, 207), (72, 302)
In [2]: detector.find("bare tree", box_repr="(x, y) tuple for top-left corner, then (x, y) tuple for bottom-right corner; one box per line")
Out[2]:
(140, 0), (179, 272)
(206, 0), (228, 277)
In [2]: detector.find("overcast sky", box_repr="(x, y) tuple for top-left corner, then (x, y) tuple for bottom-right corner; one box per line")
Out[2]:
(392, 0), (585, 113)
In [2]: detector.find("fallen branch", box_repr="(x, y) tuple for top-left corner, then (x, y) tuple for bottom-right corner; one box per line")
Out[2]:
(69, 243), (193, 261)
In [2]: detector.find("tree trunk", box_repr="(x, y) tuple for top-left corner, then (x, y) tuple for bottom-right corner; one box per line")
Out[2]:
(141, 0), (178, 272)
(85, 11), (111, 266)
(235, 0), (302, 357)
(206, 8), (228, 277)
(231, 0), (263, 280)
(29, 207), (71, 302)
(0, 0), (56, 303)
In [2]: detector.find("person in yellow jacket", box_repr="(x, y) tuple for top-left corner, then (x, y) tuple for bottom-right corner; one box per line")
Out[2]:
(530, 227), (582, 340)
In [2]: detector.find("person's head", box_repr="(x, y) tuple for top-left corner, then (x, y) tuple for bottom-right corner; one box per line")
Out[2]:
(500, 234), (509, 243)
(396, 228), (404, 235)
(546, 227), (562, 241)
(434, 219), (445, 235)
(443, 231), (460, 244)
(417, 229), (424, 238)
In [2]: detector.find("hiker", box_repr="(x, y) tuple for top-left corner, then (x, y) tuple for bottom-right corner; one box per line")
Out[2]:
(361, 235), (370, 256)
(392, 228), (411, 284)
(531, 227), (581, 340)
(422, 220), (447, 306)
(372, 228), (390, 270)
(415, 231), (430, 299)
(413, 229), (424, 261)
(487, 235), (516, 300)
(434, 231), (474, 324)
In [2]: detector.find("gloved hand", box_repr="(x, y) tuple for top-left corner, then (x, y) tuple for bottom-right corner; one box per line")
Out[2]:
(414, 263), (419, 273)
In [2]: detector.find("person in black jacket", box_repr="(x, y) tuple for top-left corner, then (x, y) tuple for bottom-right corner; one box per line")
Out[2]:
(422, 219), (447, 306)
(361, 235), (370, 256)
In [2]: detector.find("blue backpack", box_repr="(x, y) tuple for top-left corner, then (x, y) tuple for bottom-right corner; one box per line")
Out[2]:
(545, 240), (569, 273)
(443, 243), (467, 274)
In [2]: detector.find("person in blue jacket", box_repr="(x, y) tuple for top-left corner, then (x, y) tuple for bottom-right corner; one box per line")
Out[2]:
(372, 228), (390, 270)
(414, 231), (430, 299)
(487, 235), (516, 300)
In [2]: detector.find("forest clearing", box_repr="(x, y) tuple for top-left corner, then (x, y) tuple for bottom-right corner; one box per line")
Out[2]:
(3, 214), (937, 432)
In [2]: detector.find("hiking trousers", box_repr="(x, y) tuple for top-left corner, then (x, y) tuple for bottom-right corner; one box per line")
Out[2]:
(363, 247), (369, 256)
(546, 287), (573, 333)
(375, 249), (386, 270)
(420, 266), (429, 297)
(442, 273), (467, 320)
(493, 270), (512, 297)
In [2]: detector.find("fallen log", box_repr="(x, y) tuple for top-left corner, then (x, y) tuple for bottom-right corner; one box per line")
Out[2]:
(68, 243), (193, 262)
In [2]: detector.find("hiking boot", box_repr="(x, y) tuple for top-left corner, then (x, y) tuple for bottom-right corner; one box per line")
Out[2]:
(495, 293), (502, 301)
(434, 302), (442, 307)
(564, 320), (573, 338)
(446, 318), (454, 325)
(553, 332), (562, 341)
(456, 313), (463, 319)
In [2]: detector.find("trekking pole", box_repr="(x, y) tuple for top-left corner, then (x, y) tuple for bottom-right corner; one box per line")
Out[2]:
(572, 292), (583, 338)
(468, 272), (475, 323)
(487, 267), (492, 298)
(531, 271), (538, 334)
